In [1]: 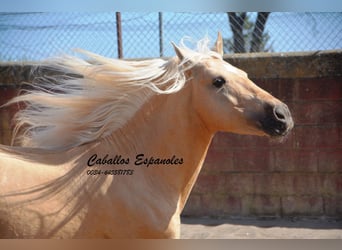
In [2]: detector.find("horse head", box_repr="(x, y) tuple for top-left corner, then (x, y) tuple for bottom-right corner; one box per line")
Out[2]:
(172, 33), (293, 138)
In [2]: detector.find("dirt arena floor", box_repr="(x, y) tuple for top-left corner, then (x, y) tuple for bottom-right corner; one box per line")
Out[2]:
(180, 217), (342, 239)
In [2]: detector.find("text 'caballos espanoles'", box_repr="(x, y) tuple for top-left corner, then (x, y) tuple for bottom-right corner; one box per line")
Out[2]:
(87, 153), (183, 168)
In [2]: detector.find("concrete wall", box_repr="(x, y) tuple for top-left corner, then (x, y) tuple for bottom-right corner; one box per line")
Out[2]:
(1, 50), (341, 218)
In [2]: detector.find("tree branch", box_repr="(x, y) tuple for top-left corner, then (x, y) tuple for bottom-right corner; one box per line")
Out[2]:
(227, 12), (246, 53)
(250, 12), (270, 52)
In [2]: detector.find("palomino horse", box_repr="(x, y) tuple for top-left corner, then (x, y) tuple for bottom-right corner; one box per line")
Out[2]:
(0, 33), (293, 238)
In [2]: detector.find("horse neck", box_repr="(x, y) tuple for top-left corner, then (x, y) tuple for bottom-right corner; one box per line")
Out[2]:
(104, 83), (214, 209)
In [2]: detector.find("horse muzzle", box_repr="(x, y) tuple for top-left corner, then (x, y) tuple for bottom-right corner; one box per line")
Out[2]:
(259, 103), (294, 137)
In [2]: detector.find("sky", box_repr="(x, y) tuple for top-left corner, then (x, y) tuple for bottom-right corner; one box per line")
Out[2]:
(1, 1), (341, 61)
(1, 0), (342, 12)
(0, 12), (341, 61)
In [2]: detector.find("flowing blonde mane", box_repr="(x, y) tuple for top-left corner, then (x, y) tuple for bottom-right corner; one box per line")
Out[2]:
(8, 36), (220, 150)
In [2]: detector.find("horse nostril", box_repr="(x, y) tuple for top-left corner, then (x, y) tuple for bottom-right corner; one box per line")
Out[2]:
(274, 105), (287, 121)
(275, 110), (285, 120)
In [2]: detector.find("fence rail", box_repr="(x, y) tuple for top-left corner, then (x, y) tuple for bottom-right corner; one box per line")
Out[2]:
(0, 12), (341, 61)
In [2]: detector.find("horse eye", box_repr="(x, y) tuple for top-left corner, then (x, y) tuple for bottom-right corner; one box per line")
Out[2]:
(212, 77), (226, 88)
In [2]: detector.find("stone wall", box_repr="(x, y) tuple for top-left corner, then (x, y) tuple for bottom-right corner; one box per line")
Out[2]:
(0, 50), (341, 217)
(183, 50), (342, 218)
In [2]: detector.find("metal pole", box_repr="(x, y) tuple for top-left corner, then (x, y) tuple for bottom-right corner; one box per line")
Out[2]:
(158, 12), (163, 57)
(116, 12), (123, 58)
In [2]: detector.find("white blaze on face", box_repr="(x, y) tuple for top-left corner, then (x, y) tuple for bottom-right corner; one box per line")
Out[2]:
(223, 62), (248, 78)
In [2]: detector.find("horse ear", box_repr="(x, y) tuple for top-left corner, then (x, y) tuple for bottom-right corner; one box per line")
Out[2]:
(172, 42), (186, 61)
(213, 31), (223, 57)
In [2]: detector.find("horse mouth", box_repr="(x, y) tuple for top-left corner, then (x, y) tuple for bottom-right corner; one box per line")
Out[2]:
(260, 119), (293, 137)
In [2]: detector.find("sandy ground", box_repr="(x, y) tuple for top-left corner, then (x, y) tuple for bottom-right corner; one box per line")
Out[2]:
(180, 217), (342, 239)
